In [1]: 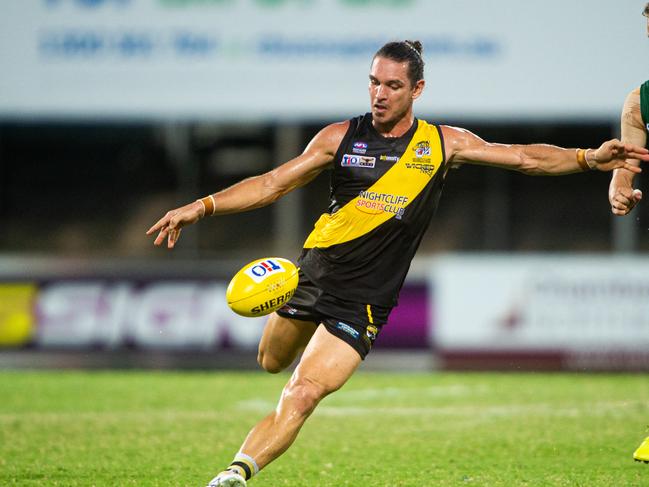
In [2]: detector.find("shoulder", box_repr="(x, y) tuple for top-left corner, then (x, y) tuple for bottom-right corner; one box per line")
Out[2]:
(439, 125), (482, 148)
(439, 125), (471, 140)
(304, 120), (351, 157)
(319, 120), (351, 140)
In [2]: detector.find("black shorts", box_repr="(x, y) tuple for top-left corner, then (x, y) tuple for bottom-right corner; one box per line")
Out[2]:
(276, 270), (392, 359)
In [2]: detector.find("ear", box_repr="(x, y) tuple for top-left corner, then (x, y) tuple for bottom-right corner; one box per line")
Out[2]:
(411, 79), (425, 100)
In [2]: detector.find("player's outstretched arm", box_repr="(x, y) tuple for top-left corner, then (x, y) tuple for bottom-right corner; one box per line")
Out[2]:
(146, 121), (348, 248)
(441, 125), (649, 175)
(609, 88), (645, 216)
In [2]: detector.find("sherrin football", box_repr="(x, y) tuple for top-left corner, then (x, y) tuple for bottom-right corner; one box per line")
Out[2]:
(226, 257), (299, 317)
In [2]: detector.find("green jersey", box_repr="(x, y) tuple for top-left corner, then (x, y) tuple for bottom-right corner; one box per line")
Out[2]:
(640, 80), (649, 138)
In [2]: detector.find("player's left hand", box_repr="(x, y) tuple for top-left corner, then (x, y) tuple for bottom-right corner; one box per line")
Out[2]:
(588, 139), (649, 173)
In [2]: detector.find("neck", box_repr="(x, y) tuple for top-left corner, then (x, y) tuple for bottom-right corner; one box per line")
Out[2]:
(372, 112), (415, 138)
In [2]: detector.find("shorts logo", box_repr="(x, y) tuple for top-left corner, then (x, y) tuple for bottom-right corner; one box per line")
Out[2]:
(279, 304), (298, 315)
(352, 141), (368, 154)
(244, 259), (285, 283)
(336, 321), (359, 339)
(413, 141), (431, 158)
(366, 325), (378, 342)
(342, 154), (376, 168)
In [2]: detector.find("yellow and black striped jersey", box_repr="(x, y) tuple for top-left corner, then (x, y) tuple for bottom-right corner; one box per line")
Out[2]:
(298, 113), (448, 307)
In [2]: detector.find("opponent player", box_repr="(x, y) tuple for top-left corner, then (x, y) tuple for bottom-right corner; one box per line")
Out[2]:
(608, 3), (649, 465)
(147, 41), (649, 486)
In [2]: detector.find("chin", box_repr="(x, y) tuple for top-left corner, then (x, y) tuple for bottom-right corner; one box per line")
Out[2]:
(372, 110), (391, 122)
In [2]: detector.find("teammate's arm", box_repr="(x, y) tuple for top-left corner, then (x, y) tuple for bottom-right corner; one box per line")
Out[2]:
(441, 125), (649, 175)
(609, 88), (645, 216)
(147, 121), (349, 248)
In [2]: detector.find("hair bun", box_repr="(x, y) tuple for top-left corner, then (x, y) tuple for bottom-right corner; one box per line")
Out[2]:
(405, 40), (423, 55)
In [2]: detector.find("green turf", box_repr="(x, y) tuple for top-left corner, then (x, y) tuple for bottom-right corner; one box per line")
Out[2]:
(1, 370), (648, 486)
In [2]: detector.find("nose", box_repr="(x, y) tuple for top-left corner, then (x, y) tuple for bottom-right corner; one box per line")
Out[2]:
(375, 84), (386, 100)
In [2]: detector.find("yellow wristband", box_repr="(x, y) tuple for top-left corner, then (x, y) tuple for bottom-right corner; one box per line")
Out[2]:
(576, 149), (589, 172)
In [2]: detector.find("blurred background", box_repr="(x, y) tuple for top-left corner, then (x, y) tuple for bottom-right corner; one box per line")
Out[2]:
(0, 0), (648, 371)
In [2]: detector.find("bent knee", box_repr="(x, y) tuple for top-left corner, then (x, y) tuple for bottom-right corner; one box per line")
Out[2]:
(257, 350), (289, 374)
(283, 377), (330, 417)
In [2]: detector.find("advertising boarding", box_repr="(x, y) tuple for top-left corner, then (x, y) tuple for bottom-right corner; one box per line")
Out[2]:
(0, 0), (644, 120)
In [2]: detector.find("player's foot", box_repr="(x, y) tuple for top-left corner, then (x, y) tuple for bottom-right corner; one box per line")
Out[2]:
(634, 436), (649, 463)
(206, 470), (247, 487)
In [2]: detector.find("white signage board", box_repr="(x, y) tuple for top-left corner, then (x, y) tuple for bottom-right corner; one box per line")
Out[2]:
(35, 281), (266, 349)
(0, 0), (646, 120)
(433, 255), (649, 352)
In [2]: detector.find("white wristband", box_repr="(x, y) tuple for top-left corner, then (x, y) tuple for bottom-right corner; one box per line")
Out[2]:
(584, 149), (597, 170)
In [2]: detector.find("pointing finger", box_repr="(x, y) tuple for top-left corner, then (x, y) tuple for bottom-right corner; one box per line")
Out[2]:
(147, 214), (171, 235)
(625, 144), (649, 154)
(623, 162), (642, 174)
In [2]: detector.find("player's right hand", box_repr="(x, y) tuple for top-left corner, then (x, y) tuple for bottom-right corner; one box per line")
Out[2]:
(609, 186), (642, 216)
(146, 200), (205, 249)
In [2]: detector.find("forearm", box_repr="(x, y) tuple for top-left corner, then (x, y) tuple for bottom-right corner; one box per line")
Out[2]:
(609, 167), (638, 204)
(206, 172), (285, 216)
(517, 144), (587, 175)
(611, 167), (637, 188)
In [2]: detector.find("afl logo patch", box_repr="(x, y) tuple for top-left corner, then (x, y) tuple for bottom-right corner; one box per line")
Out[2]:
(352, 141), (368, 154)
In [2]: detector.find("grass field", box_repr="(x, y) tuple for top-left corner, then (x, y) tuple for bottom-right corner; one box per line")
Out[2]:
(1, 370), (648, 486)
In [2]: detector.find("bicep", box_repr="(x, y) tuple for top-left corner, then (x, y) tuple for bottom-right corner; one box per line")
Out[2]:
(266, 121), (347, 193)
(267, 150), (331, 193)
(442, 125), (524, 170)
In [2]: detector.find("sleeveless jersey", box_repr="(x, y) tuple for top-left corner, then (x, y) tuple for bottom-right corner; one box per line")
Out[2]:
(641, 80), (649, 143)
(298, 113), (448, 307)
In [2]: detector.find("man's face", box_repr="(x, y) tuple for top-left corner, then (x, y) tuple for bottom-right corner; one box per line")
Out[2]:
(368, 56), (424, 125)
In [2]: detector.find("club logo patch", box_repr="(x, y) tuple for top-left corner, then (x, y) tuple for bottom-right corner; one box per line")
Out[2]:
(413, 141), (431, 158)
(366, 325), (378, 342)
(409, 140), (435, 176)
(342, 154), (376, 168)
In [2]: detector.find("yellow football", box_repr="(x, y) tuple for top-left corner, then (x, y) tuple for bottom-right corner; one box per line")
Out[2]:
(226, 257), (299, 317)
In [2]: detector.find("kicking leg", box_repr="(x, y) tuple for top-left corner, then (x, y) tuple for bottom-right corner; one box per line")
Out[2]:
(208, 324), (361, 485)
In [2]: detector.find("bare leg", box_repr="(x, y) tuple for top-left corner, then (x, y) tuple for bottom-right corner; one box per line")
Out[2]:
(257, 313), (317, 373)
(242, 324), (361, 470)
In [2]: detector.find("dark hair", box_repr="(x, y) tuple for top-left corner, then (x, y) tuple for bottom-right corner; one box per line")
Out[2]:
(644, 2), (649, 17)
(373, 40), (424, 86)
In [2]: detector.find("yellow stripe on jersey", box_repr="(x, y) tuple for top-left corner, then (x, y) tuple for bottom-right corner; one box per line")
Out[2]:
(303, 120), (443, 249)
